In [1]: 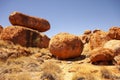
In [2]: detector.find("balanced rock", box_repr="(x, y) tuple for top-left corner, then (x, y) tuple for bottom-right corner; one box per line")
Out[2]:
(9, 11), (50, 32)
(0, 26), (50, 48)
(104, 40), (120, 55)
(89, 30), (111, 50)
(90, 48), (115, 64)
(108, 27), (120, 40)
(49, 33), (83, 59)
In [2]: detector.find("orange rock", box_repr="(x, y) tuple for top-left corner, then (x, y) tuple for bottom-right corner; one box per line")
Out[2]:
(78, 30), (92, 44)
(0, 25), (3, 33)
(89, 30), (111, 50)
(108, 27), (120, 40)
(90, 48), (115, 63)
(84, 30), (92, 35)
(104, 40), (120, 56)
(0, 26), (50, 48)
(49, 33), (83, 59)
(9, 11), (50, 32)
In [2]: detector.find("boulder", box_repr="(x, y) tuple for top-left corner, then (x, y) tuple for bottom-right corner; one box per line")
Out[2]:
(108, 27), (120, 40)
(84, 30), (92, 35)
(89, 30), (111, 50)
(9, 11), (50, 32)
(49, 33), (83, 59)
(90, 48), (115, 64)
(104, 40), (120, 55)
(0, 25), (3, 33)
(0, 26), (50, 48)
(79, 30), (92, 44)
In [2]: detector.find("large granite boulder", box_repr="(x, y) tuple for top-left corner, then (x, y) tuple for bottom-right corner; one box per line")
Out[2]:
(9, 11), (50, 32)
(108, 27), (120, 40)
(49, 33), (83, 59)
(0, 26), (50, 48)
(89, 30), (111, 50)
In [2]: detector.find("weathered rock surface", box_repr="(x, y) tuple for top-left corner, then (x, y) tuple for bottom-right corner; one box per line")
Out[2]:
(90, 48), (115, 64)
(49, 33), (83, 59)
(0, 26), (50, 48)
(9, 11), (50, 32)
(89, 30), (111, 50)
(108, 27), (120, 40)
(104, 40), (120, 55)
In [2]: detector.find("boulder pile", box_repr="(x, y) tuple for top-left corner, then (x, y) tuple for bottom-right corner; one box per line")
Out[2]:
(0, 11), (120, 64)
(80, 27), (120, 65)
(0, 11), (50, 48)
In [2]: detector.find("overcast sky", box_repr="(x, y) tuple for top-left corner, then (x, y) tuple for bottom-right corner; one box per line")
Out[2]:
(0, 0), (120, 37)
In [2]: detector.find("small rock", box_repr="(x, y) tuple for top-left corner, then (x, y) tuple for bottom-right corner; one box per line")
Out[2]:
(84, 30), (92, 34)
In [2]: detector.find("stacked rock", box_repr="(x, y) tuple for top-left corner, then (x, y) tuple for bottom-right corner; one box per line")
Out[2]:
(0, 11), (50, 48)
(9, 11), (50, 32)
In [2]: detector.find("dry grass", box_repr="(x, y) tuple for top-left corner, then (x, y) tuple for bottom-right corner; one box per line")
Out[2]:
(40, 61), (63, 80)
(100, 67), (113, 80)
(6, 73), (32, 80)
(71, 64), (99, 80)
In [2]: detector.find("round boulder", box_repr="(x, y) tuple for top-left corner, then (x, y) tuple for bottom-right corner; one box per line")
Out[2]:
(49, 33), (83, 59)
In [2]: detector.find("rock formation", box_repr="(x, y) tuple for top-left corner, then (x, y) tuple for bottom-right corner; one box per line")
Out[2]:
(79, 30), (92, 44)
(108, 27), (120, 40)
(90, 48), (115, 65)
(9, 11), (50, 32)
(89, 30), (111, 50)
(49, 33), (83, 59)
(0, 26), (50, 48)
(104, 40), (120, 56)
